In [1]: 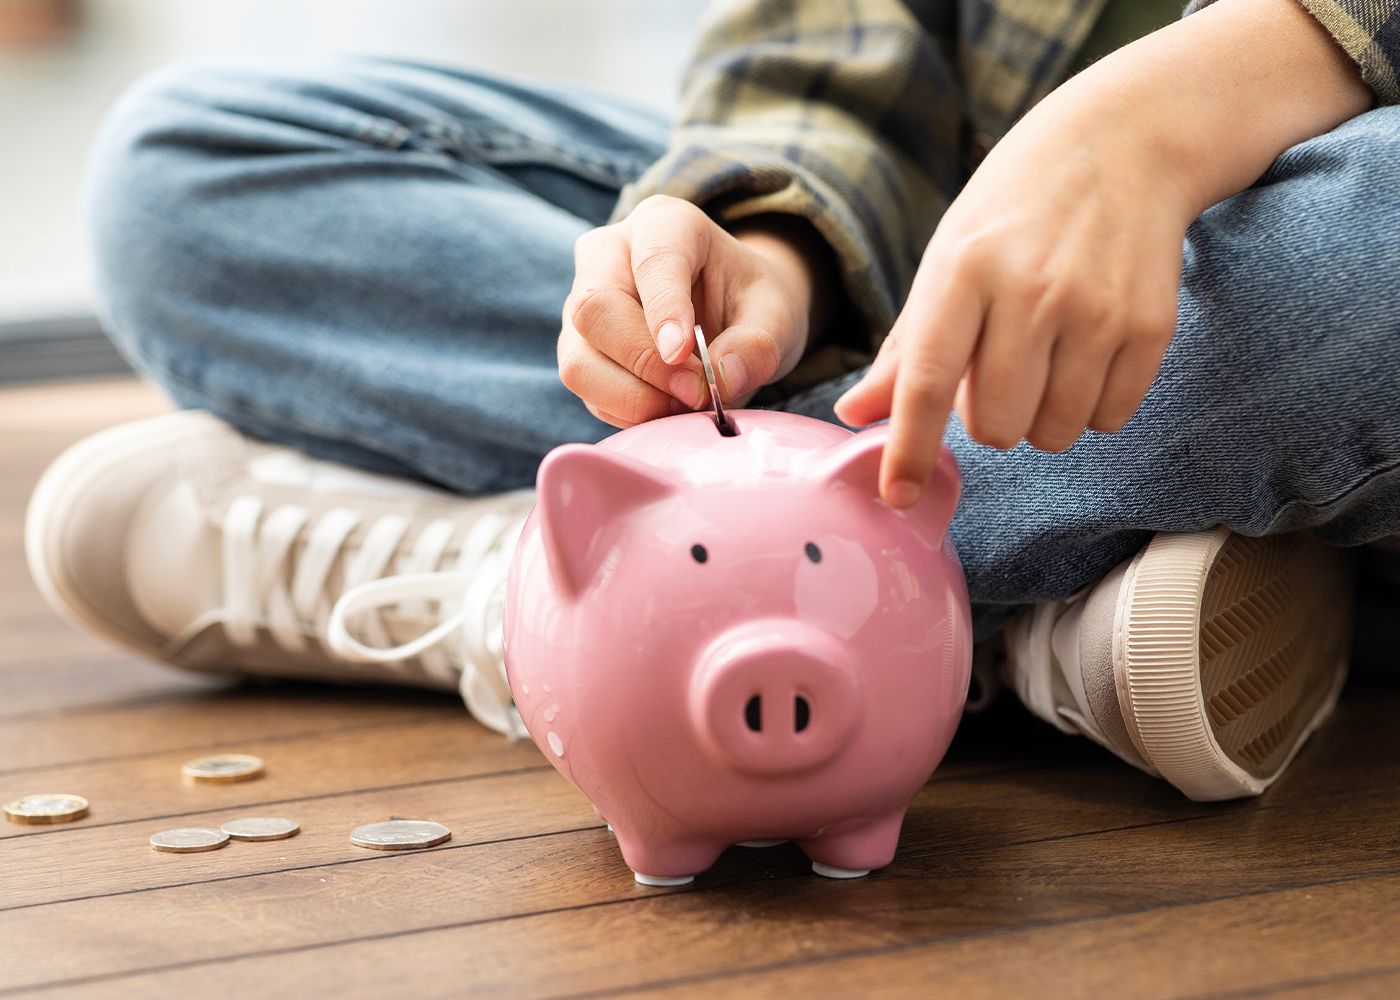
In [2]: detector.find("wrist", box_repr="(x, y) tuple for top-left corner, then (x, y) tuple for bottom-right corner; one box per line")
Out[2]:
(729, 214), (834, 355)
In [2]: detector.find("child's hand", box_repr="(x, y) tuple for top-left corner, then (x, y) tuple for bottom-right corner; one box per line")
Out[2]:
(834, 88), (1192, 508)
(558, 196), (824, 429)
(832, 0), (1372, 511)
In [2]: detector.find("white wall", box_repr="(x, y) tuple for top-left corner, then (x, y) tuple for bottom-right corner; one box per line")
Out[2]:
(0, 0), (706, 319)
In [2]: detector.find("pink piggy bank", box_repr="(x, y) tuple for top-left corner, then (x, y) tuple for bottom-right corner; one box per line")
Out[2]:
(501, 408), (971, 886)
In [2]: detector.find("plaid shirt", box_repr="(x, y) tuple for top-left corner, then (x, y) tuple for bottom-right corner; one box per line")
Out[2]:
(610, 0), (1400, 399)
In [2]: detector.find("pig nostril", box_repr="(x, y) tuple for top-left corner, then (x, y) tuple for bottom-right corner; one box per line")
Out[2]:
(744, 695), (762, 732)
(794, 695), (811, 733)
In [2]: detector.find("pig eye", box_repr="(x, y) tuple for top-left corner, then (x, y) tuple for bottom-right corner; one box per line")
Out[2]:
(691, 543), (708, 564)
(804, 541), (822, 564)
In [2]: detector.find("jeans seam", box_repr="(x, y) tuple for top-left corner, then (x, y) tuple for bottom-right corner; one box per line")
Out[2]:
(408, 120), (648, 188)
(1262, 450), (1400, 534)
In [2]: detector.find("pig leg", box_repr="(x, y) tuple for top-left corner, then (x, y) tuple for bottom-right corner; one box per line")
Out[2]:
(613, 832), (725, 887)
(800, 811), (906, 879)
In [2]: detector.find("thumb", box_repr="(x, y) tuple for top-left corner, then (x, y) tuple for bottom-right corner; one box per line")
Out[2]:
(708, 292), (806, 406)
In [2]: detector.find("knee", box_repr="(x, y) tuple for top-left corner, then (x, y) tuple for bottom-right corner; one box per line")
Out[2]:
(1183, 105), (1400, 356)
(84, 63), (242, 372)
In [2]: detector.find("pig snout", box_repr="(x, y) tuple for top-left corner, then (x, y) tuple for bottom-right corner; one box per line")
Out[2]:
(689, 618), (860, 777)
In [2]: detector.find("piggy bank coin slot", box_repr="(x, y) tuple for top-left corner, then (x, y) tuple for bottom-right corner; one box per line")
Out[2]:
(694, 325), (738, 437)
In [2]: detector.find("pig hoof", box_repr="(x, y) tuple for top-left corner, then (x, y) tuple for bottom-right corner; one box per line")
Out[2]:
(812, 862), (870, 880)
(736, 839), (790, 848)
(633, 872), (695, 887)
(606, 824), (614, 834)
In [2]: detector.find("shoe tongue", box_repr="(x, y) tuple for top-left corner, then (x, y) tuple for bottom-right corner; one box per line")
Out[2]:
(126, 479), (223, 639)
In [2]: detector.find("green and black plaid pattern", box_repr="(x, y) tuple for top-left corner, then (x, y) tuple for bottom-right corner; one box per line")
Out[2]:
(613, 0), (1397, 395)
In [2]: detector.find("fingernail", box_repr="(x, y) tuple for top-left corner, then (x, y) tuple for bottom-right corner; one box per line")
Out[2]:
(887, 479), (922, 508)
(658, 322), (686, 364)
(669, 369), (705, 409)
(718, 353), (747, 398)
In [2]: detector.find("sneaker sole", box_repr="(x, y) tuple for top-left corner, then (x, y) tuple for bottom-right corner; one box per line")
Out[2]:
(1114, 527), (1352, 800)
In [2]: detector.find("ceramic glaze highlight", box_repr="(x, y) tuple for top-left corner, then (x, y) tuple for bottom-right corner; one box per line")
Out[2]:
(501, 408), (972, 884)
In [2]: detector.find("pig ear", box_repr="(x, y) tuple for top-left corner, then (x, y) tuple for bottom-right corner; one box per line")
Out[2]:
(535, 444), (676, 598)
(816, 424), (961, 538)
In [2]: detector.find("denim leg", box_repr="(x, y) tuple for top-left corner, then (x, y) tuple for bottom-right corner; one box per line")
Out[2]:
(85, 56), (667, 492)
(780, 106), (1400, 637)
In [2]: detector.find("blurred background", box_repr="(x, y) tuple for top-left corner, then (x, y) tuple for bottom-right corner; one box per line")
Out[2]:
(0, 0), (705, 382)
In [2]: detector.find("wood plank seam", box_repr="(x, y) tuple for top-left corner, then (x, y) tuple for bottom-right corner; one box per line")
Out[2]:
(0, 747), (1377, 897)
(1191, 962), (1400, 999)
(0, 763), (556, 847)
(7, 862), (1394, 998)
(0, 823), (607, 919)
(570, 870), (1400, 999)
(0, 711), (448, 776)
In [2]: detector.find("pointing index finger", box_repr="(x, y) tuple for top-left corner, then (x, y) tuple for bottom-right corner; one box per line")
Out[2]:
(883, 264), (984, 508)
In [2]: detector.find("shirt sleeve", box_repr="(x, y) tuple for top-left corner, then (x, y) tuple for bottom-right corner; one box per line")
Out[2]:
(610, 0), (961, 391)
(1186, 0), (1400, 105)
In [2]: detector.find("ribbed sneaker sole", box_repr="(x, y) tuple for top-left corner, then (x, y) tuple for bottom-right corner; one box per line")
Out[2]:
(1115, 528), (1352, 801)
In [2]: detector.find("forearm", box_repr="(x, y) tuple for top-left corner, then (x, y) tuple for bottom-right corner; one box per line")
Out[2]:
(1045, 0), (1374, 217)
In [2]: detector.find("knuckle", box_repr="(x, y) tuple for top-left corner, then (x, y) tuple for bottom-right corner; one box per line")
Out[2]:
(622, 338), (663, 379)
(1132, 304), (1178, 346)
(568, 285), (620, 337)
(635, 194), (697, 223)
(901, 354), (963, 404)
(743, 326), (784, 384)
(572, 226), (613, 264)
(619, 384), (657, 424)
(556, 348), (585, 392)
(631, 243), (686, 284)
(1010, 265), (1057, 312)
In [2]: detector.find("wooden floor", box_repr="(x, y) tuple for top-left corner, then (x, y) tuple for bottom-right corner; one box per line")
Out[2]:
(2, 379), (1398, 999)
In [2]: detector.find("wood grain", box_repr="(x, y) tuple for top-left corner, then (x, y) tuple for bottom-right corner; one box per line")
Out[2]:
(0, 715), (544, 841)
(2, 378), (1398, 1000)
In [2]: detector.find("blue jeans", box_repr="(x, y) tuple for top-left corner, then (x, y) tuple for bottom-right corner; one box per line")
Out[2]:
(85, 57), (1400, 640)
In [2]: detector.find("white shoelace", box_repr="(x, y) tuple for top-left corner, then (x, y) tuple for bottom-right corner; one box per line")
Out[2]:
(219, 494), (533, 739)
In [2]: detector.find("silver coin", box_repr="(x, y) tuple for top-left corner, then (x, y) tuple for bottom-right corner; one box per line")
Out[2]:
(694, 325), (733, 434)
(349, 819), (451, 851)
(181, 753), (265, 783)
(150, 827), (230, 853)
(220, 817), (300, 842)
(4, 793), (89, 825)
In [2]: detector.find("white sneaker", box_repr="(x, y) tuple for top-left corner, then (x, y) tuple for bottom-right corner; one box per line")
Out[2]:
(1002, 527), (1353, 800)
(25, 410), (536, 737)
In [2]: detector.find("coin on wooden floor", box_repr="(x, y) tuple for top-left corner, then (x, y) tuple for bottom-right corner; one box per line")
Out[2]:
(349, 820), (451, 851)
(3, 793), (89, 825)
(181, 753), (265, 783)
(150, 827), (230, 853)
(221, 817), (300, 842)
